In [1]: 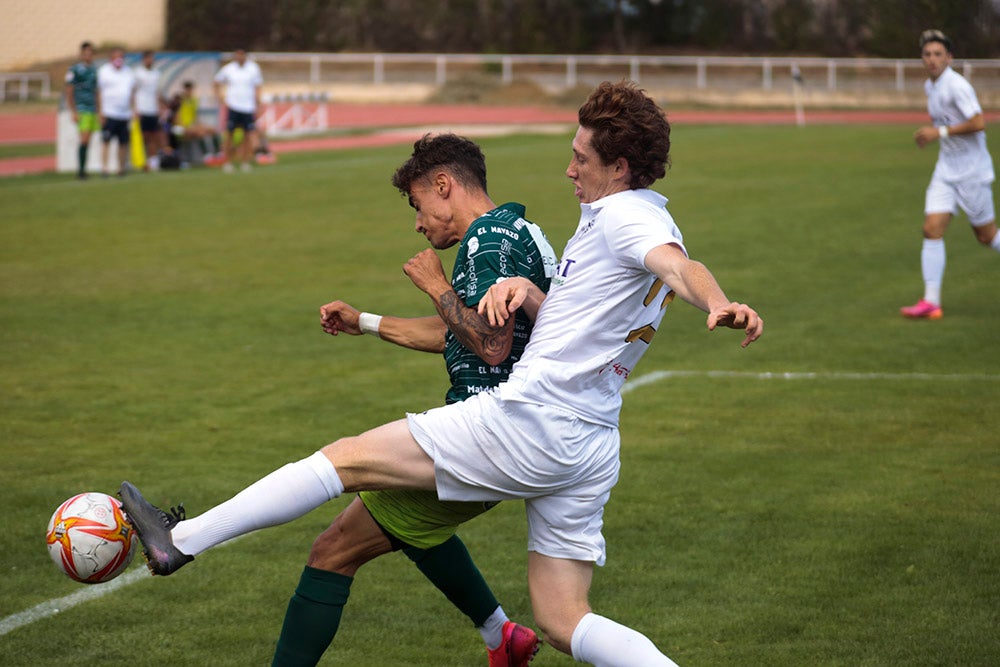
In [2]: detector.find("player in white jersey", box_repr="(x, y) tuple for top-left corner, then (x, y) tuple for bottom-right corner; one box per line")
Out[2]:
(120, 81), (762, 667)
(902, 29), (999, 319)
(96, 47), (136, 177)
(133, 50), (165, 170)
(213, 49), (263, 172)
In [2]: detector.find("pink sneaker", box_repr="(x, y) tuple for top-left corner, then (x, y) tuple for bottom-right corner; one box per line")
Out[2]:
(488, 621), (539, 667)
(900, 299), (943, 319)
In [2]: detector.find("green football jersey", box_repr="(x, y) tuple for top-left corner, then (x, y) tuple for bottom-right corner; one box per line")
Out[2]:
(359, 202), (557, 549)
(65, 62), (97, 113)
(444, 202), (557, 404)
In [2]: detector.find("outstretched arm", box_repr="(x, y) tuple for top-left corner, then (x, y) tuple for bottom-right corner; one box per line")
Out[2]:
(320, 299), (447, 353)
(403, 249), (514, 366)
(644, 243), (763, 348)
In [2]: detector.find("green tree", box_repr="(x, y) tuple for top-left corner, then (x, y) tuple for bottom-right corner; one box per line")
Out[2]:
(165, 0), (999, 56)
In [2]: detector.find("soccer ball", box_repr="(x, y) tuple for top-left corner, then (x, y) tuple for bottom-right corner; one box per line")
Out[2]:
(46, 492), (137, 584)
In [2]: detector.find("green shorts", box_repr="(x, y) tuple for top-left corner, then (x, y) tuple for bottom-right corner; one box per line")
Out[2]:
(77, 111), (99, 134)
(359, 489), (497, 550)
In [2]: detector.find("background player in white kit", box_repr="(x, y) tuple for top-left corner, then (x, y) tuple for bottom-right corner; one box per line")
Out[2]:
(214, 48), (263, 173)
(133, 50), (165, 171)
(96, 47), (136, 177)
(121, 81), (762, 667)
(902, 29), (999, 319)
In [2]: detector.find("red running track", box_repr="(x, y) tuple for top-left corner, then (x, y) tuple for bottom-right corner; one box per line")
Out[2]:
(0, 103), (943, 177)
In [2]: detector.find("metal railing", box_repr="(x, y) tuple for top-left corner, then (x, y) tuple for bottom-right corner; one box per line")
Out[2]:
(249, 52), (1000, 94)
(0, 71), (51, 102)
(7, 52), (1000, 105)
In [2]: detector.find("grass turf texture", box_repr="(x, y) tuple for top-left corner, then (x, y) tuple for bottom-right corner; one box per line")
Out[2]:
(2, 125), (998, 666)
(0, 143), (53, 160)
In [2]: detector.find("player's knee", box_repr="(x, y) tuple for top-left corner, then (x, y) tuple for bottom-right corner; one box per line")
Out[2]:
(534, 618), (575, 656)
(922, 223), (945, 239)
(306, 521), (360, 574)
(531, 603), (588, 656)
(973, 222), (997, 245)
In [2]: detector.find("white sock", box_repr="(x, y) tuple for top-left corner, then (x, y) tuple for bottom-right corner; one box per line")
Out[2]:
(571, 612), (679, 667)
(921, 238), (945, 306)
(990, 229), (1000, 252)
(479, 606), (509, 650)
(172, 451), (343, 556)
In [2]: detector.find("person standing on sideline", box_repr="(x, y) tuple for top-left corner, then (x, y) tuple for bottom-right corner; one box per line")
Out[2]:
(133, 50), (165, 171)
(64, 41), (97, 179)
(213, 49), (263, 173)
(902, 29), (998, 319)
(120, 81), (762, 667)
(96, 47), (136, 177)
(272, 133), (555, 667)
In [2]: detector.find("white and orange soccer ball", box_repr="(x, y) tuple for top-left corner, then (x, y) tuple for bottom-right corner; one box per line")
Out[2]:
(46, 492), (137, 584)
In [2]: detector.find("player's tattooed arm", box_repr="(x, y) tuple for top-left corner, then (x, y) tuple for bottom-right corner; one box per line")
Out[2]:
(436, 290), (514, 366)
(403, 248), (514, 365)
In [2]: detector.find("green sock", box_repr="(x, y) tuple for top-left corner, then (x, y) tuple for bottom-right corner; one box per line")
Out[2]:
(78, 144), (88, 175)
(271, 566), (353, 667)
(403, 535), (499, 627)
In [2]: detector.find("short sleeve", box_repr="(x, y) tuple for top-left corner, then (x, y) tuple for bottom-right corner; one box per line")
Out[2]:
(952, 78), (983, 120)
(461, 222), (526, 306)
(604, 200), (686, 270)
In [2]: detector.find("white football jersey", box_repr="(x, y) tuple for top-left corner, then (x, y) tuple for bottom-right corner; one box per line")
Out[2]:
(97, 63), (135, 120)
(133, 66), (161, 116)
(500, 188), (685, 427)
(925, 66), (994, 183)
(214, 60), (263, 114)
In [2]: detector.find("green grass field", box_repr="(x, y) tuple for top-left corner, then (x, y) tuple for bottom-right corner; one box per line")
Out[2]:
(1, 125), (998, 666)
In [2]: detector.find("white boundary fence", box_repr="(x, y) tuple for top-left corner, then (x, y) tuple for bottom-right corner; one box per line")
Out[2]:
(250, 52), (1000, 94)
(0, 71), (50, 102)
(7, 52), (1000, 106)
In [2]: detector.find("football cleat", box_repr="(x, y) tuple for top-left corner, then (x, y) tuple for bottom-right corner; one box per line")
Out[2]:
(900, 299), (943, 319)
(488, 621), (540, 667)
(118, 481), (193, 576)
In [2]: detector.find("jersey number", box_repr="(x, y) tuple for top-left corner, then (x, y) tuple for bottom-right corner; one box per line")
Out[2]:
(625, 280), (675, 344)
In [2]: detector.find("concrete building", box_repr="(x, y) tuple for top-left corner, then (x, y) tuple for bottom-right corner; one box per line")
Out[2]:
(0, 0), (167, 71)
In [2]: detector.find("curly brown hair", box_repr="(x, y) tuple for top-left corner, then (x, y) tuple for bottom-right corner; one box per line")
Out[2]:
(391, 133), (488, 196)
(577, 80), (671, 189)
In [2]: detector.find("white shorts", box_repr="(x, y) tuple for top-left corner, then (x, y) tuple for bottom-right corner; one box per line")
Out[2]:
(407, 390), (620, 565)
(925, 174), (996, 226)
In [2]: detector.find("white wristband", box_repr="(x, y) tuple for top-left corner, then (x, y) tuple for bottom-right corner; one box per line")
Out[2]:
(938, 126), (949, 139)
(358, 312), (382, 338)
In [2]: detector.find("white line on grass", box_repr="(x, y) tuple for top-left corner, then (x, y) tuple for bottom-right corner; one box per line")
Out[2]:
(626, 369), (1000, 388)
(0, 565), (150, 637)
(0, 534), (245, 638)
(4, 366), (995, 637)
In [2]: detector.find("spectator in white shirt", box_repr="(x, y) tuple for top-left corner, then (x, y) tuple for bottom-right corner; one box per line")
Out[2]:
(213, 49), (263, 173)
(134, 50), (165, 171)
(97, 47), (136, 177)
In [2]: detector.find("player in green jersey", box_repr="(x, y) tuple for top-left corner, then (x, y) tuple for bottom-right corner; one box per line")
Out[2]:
(64, 41), (98, 179)
(271, 134), (556, 666)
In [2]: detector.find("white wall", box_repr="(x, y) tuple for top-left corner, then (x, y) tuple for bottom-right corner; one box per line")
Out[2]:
(0, 0), (167, 71)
